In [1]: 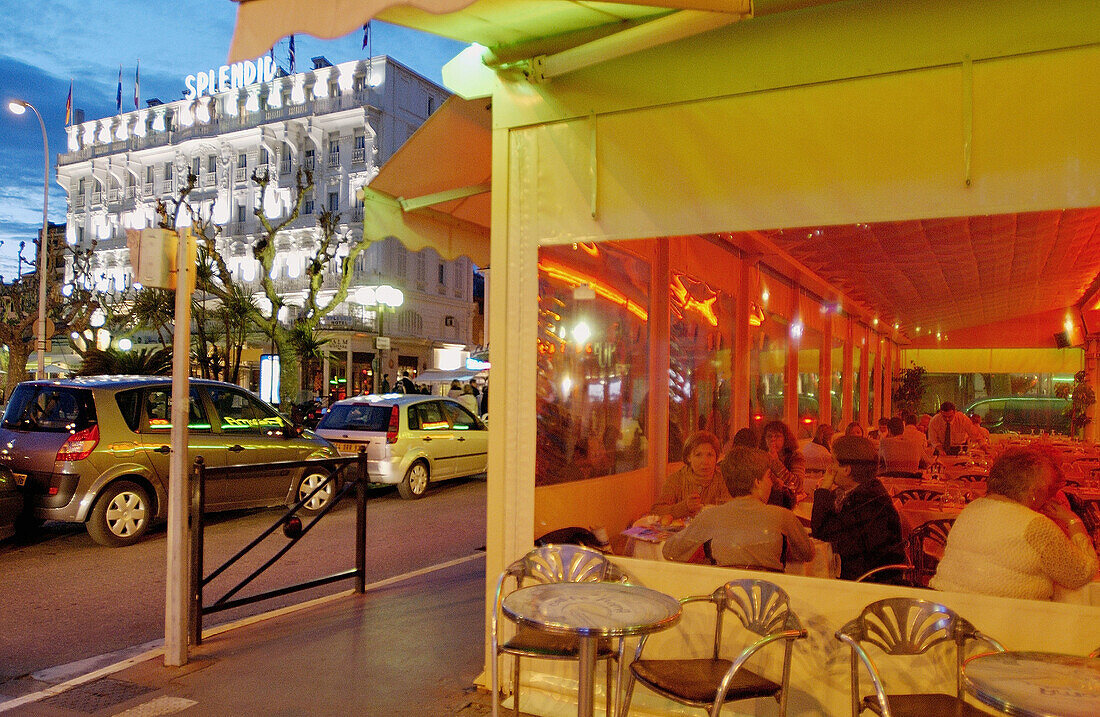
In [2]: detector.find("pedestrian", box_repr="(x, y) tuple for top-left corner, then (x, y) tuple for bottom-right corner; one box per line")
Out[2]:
(448, 380), (463, 398)
(380, 374), (391, 393)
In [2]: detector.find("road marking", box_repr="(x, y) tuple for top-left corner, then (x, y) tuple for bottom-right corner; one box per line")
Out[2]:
(112, 696), (198, 716)
(0, 551), (487, 713)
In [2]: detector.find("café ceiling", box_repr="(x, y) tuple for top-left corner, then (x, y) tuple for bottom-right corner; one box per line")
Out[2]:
(749, 208), (1100, 339)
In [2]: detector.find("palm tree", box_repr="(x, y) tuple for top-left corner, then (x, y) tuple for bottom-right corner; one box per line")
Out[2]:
(130, 288), (175, 350)
(76, 347), (172, 376)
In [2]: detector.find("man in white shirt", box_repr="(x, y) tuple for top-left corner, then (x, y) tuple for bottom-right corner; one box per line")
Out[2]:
(901, 413), (928, 450)
(879, 417), (932, 476)
(927, 402), (987, 455)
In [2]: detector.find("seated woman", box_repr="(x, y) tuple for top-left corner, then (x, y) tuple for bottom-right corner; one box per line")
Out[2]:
(663, 447), (814, 570)
(800, 424), (834, 473)
(811, 436), (906, 582)
(650, 430), (727, 519)
(760, 420), (805, 508)
(930, 446), (1098, 600)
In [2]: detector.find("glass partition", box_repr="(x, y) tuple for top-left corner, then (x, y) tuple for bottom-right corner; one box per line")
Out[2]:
(535, 243), (650, 485)
(749, 310), (788, 428)
(796, 324), (823, 439)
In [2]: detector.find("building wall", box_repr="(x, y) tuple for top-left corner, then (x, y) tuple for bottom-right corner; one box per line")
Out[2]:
(56, 56), (469, 383)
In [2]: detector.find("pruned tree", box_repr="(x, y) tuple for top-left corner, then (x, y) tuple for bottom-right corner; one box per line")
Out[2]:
(0, 238), (98, 395)
(192, 167), (378, 406)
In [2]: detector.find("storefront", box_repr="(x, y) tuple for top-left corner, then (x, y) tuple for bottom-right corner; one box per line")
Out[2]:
(231, 1), (1100, 713)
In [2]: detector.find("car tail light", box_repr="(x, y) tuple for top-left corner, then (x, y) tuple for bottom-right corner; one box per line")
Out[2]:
(386, 405), (400, 444)
(56, 424), (100, 461)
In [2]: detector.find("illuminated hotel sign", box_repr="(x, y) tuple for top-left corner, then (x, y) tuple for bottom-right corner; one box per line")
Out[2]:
(184, 56), (277, 99)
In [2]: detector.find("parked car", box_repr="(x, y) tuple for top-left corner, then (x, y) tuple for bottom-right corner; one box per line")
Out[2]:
(0, 377), (340, 547)
(0, 466), (22, 541)
(316, 394), (488, 499)
(964, 396), (1072, 435)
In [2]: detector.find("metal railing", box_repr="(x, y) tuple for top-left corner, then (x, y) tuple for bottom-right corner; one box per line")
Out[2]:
(188, 450), (368, 645)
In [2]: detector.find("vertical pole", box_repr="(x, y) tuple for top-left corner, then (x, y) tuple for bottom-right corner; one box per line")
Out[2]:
(648, 238), (670, 492)
(841, 318), (854, 425)
(165, 229), (193, 666)
(820, 312), (834, 430)
(355, 449), (367, 593)
(189, 457), (205, 647)
(858, 332), (870, 427)
(32, 104), (49, 377)
(733, 257), (754, 431)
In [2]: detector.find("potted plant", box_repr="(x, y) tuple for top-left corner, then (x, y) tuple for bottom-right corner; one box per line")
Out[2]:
(1069, 370), (1095, 438)
(892, 363), (927, 417)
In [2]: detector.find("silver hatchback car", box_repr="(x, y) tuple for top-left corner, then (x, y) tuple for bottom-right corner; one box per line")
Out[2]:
(315, 394), (488, 499)
(0, 377), (339, 546)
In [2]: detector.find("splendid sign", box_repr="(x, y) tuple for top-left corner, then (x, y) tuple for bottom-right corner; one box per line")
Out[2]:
(184, 55), (277, 99)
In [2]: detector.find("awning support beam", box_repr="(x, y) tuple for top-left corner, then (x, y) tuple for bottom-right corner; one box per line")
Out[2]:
(524, 9), (747, 83)
(398, 182), (491, 212)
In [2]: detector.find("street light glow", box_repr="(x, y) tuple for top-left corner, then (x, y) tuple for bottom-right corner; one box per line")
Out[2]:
(8, 100), (27, 115)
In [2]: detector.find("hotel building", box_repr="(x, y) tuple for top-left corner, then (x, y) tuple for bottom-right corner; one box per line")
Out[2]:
(56, 56), (478, 401)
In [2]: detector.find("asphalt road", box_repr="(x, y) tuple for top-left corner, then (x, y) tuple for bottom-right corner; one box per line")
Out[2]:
(0, 475), (487, 692)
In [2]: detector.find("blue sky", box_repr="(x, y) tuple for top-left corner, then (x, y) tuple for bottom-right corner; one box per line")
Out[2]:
(0, 0), (465, 276)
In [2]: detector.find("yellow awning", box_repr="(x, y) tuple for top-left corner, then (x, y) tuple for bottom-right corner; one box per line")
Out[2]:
(901, 348), (1084, 374)
(359, 95), (491, 265)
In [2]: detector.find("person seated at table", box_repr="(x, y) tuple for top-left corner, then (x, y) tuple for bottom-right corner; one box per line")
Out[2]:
(663, 447), (814, 570)
(760, 420), (805, 509)
(901, 411), (929, 449)
(843, 421), (865, 438)
(930, 446), (1098, 600)
(868, 417), (889, 442)
(650, 430), (728, 519)
(811, 436), (907, 582)
(917, 413), (932, 436)
(878, 416), (932, 477)
(800, 424), (834, 472)
(969, 412), (991, 441)
(928, 402), (987, 455)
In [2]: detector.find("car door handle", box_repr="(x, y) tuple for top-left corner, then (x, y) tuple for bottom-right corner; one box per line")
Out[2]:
(229, 444), (245, 452)
(456, 437), (466, 442)
(423, 437), (432, 442)
(153, 445), (171, 454)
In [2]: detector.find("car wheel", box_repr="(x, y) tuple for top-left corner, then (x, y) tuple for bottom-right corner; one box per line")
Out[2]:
(87, 480), (151, 547)
(398, 461), (429, 500)
(297, 470), (335, 513)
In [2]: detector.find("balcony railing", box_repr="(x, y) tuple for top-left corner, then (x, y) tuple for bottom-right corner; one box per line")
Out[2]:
(280, 159), (292, 175)
(235, 167), (247, 182)
(143, 181), (154, 195)
(351, 206), (363, 222)
(352, 147), (366, 164)
(303, 157), (316, 171)
(159, 180), (174, 194)
(91, 191), (103, 205)
(327, 152), (340, 168)
(202, 173), (216, 187)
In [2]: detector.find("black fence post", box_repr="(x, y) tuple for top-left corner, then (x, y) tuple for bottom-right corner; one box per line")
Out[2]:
(189, 456), (205, 646)
(355, 448), (367, 593)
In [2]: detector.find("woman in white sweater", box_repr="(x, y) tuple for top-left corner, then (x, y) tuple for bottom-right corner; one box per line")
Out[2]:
(931, 446), (1097, 600)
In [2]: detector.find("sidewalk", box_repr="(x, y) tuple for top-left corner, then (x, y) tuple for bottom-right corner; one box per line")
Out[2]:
(2, 554), (512, 716)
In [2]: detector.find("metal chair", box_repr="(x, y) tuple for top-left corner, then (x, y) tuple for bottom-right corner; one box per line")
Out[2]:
(856, 518), (954, 587)
(954, 473), (988, 482)
(892, 488), (943, 504)
(834, 598), (1006, 717)
(621, 579), (806, 717)
(491, 544), (627, 717)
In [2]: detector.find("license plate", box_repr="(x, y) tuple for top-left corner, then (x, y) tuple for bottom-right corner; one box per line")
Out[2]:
(334, 441), (363, 453)
(12, 472), (27, 486)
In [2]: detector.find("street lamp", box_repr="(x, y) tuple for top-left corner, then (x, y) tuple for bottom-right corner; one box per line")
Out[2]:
(353, 284), (404, 392)
(8, 99), (50, 377)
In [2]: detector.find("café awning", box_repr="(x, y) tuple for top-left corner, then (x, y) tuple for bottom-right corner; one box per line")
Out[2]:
(360, 95), (491, 266)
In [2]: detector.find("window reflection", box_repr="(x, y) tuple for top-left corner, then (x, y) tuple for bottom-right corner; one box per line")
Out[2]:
(749, 311), (787, 427)
(536, 243), (650, 485)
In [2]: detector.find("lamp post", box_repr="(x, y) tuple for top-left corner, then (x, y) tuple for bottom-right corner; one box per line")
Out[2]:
(8, 99), (50, 377)
(354, 284), (404, 392)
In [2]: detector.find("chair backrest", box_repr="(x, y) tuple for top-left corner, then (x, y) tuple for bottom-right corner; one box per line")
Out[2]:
(838, 597), (1004, 699)
(510, 543), (614, 587)
(721, 579), (796, 637)
(893, 488), (943, 504)
(954, 473), (988, 482)
(905, 518), (953, 584)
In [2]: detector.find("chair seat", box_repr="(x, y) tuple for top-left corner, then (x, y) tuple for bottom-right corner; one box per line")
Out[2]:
(631, 658), (781, 703)
(501, 625), (616, 659)
(863, 692), (990, 717)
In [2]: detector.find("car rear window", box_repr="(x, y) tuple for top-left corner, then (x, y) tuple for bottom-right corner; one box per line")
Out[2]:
(1, 385), (97, 432)
(317, 403), (392, 431)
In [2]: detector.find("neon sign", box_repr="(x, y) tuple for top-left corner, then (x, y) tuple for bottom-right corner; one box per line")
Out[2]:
(184, 56), (277, 100)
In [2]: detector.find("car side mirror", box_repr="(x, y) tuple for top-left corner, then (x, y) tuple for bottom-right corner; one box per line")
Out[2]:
(283, 424), (302, 439)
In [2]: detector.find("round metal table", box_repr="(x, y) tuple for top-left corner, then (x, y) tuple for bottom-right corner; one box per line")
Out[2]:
(964, 651), (1100, 717)
(501, 581), (682, 717)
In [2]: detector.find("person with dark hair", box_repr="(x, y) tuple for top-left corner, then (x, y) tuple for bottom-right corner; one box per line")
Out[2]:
(801, 423), (834, 472)
(844, 421), (865, 438)
(878, 416), (930, 476)
(927, 401), (986, 454)
(447, 380), (463, 398)
(759, 420), (804, 508)
(650, 431), (727, 518)
(901, 411), (927, 449)
(379, 374), (391, 393)
(931, 446), (1097, 600)
(663, 447), (813, 569)
(811, 436), (906, 582)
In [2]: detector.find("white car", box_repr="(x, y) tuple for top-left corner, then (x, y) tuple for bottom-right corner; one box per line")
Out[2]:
(315, 394), (488, 499)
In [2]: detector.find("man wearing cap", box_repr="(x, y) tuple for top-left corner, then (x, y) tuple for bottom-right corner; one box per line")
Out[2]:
(927, 401), (987, 455)
(811, 436), (906, 582)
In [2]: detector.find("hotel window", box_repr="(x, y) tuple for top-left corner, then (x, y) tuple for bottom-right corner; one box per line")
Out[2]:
(328, 191), (339, 213)
(145, 167), (153, 183)
(304, 194), (314, 215)
(259, 147), (269, 165)
(78, 177), (86, 194)
(164, 162), (173, 179)
(191, 157), (200, 177)
(304, 148), (315, 170)
(427, 95), (435, 114)
(236, 204), (246, 223)
(237, 153), (247, 168)
(438, 264), (445, 286)
(329, 80), (340, 97)
(77, 226), (85, 244)
(207, 155), (217, 173)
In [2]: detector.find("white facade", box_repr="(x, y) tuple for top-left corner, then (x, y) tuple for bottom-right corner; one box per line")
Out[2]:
(56, 56), (477, 395)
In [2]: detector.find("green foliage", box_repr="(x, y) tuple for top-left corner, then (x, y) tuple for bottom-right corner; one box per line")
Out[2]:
(891, 364), (927, 416)
(1070, 369), (1095, 435)
(76, 347), (173, 376)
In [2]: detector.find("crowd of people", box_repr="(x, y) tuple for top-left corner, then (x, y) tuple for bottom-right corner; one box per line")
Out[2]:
(647, 401), (1098, 600)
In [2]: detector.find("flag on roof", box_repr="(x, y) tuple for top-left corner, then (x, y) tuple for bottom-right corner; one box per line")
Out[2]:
(65, 80), (72, 126)
(134, 61), (140, 110)
(115, 65), (122, 114)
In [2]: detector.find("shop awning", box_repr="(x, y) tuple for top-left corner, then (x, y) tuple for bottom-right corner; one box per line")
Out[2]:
(416, 367), (488, 384)
(361, 95), (491, 266)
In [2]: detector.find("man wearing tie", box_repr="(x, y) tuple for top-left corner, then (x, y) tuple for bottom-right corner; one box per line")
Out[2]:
(927, 401), (987, 455)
